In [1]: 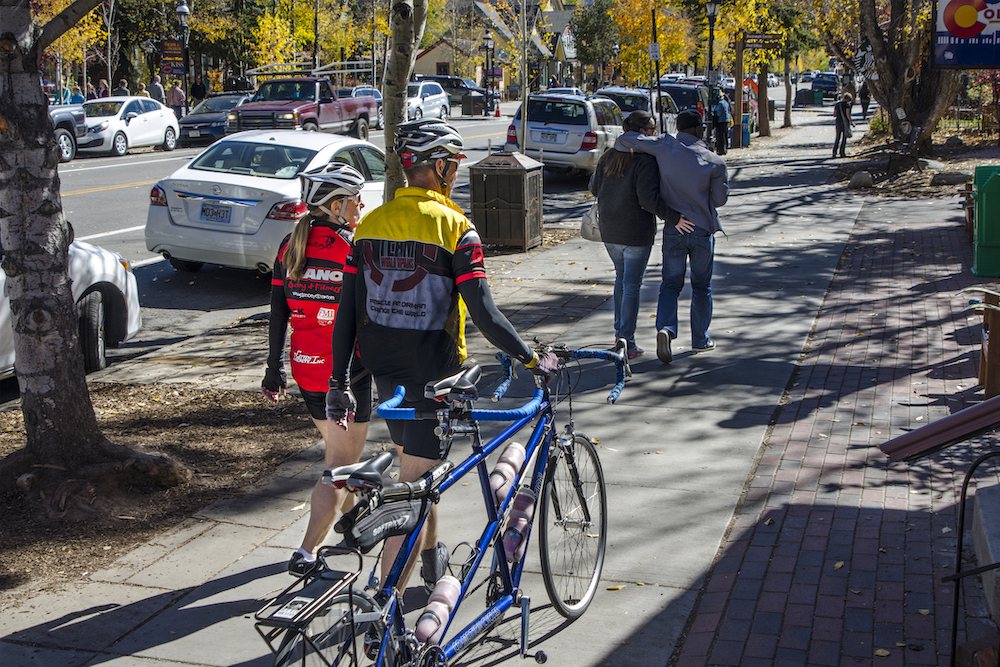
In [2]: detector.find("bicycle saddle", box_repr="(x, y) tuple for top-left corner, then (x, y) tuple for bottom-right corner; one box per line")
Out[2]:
(322, 450), (394, 490)
(424, 365), (482, 402)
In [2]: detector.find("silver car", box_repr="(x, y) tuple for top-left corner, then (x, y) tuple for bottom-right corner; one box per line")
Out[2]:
(76, 96), (179, 156)
(0, 242), (142, 377)
(406, 81), (449, 120)
(595, 86), (678, 135)
(504, 93), (625, 175)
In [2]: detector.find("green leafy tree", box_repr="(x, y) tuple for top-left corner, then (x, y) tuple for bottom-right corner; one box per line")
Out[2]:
(569, 0), (618, 86)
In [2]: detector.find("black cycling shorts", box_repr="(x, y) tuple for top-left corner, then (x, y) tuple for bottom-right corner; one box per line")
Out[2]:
(299, 370), (373, 423)
(375, 376), (447, 461)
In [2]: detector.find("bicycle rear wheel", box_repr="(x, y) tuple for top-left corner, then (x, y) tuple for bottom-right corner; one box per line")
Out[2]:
(272, 592), (395, 667)
(538, 433), (607, 619)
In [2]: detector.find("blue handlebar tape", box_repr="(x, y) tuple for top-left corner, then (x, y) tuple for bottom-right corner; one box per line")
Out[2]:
(377, 387), (545, 422)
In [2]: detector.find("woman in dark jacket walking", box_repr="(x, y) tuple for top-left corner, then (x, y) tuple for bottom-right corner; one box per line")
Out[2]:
(589, 110), (677, 358)
(833, 92), (854, 158)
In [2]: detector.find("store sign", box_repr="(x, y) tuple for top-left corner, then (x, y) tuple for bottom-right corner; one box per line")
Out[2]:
(161, 39), (185, 76)
(935, 0), (1000, 67)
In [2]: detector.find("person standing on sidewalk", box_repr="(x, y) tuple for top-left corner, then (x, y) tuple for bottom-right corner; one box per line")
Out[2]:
(833, 92), (854, 158)
(262, 164), (374, 577)
(326, 119), (556, 593)
(713, 93), (732, 155)
(148, 75), (165, 104)
(166, 80), (185, 118)
(859, 81), (871, 120)
(589, 110), (677, 359)
(615, 109), (729, 364)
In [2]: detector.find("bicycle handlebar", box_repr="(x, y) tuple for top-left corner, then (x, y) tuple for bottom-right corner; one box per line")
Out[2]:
(377, 385), (546, 421)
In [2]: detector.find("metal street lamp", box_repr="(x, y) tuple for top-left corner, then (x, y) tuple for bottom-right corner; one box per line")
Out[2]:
(483, 30), (495, 114)
(176, 0), (191, 114)
(706, 0), (720, 149)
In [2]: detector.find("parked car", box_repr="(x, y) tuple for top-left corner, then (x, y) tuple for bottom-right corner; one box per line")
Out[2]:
(767, 73), (779, 87)
(338, 86), (383, 129)
(504, 93), (624, 175)
(594, 86), (678, 135)
(547, 86), (586, 96)
(657, 82), (710, 119)
(48, 103), (87, 162)
(77, 97), (179, 156)
(226, 78), (378, 140)
(406, 80), (449, 120)
(811, 72), (840, 98)
(178, 93), (252, 147)
(0, 241), (142, 377)
(145, 131), (386, 274)
(415, 75), (486, 106)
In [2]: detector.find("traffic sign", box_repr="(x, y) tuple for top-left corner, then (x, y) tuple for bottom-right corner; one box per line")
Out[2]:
(649, 43), (661, 61)
(744, 33), (782, 49)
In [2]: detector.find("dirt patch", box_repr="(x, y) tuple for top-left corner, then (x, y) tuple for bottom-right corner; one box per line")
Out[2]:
(0, 383), (318, 601)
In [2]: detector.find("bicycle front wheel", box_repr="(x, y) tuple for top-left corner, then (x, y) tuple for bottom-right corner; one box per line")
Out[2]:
(538, 433), (607, 619)
(272, 591), (395, 667)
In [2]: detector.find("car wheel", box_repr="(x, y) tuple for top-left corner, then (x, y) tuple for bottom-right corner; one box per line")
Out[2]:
(414, 107), (423, 120)
(54, 128), (76, 162)
(377, 106), (384, 129)
(162, 127), (176, 151)
(78, 291), (107, 374)
(169, 258), (204, 272)
(111, 132), (128, 157)
(351, 117), (369, 141)
(302, 122), (319, 132)
(440, 105), (449, 120)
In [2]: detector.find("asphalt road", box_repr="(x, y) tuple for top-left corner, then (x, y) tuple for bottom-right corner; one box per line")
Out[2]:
(55, 115), (528, 363)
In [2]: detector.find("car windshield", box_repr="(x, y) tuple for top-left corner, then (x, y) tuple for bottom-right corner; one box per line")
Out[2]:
(254, 81), (313, 102)
(519, 99), (589, 125)
(407, 84), (421, 97)
(816, 74), (837, 83)
(190, 96), (243, 114)
(189, 141), (317, 179)
(661, 87), (700, 107)
(84, 101), (123, 117)
(601, 92), (649, 113)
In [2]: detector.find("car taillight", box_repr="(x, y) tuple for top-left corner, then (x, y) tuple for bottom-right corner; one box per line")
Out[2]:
(150, 185), (167, 206)
(581, 131), (598, 150)
(507, 125), (518, 143)
(267, 201), (308, 220)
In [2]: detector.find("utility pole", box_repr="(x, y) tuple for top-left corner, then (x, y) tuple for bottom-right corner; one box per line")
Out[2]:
(651, 9), (663, 133)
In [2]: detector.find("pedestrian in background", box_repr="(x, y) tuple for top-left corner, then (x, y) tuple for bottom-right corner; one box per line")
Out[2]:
(615, 109), (730, 363)
(833, 92), (854, 158)
(148, 75), (165, 104)
(70, 86), (85, 104)
(589, 110), (677, 359)
(85, 83), (97, 100)
(191, 74), (207, 108)
(262, 164), (374, 577)
(111, 79), (129, 96)
(859, 81), (871, 120)
(713, 93), (732, 155)
(136, 82), (150, 98)
(166, 80), (185, 118)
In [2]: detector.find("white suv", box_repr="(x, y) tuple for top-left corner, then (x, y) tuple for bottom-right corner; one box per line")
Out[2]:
(504, 93), (624, 175)
(406, 81), (449, 120)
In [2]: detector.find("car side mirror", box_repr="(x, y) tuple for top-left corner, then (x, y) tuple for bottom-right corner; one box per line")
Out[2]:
(422, 92), (430, 99)
(125, 112), (138, 123)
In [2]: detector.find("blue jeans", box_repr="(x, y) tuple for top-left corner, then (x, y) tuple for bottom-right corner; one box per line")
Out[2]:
(604, 243), (652, 347)
(657, 227), (714, 347)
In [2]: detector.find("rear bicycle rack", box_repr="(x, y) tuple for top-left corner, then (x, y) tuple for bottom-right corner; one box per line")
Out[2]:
(254, 546), (364, 660)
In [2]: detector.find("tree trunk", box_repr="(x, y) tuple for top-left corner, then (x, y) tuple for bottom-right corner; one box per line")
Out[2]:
(383, 0), (427, 199)
(783, 57), (792, 128)
(758, 63), (771, 137)
(856, 0), (961, 152)
(0, 0), (189, 514)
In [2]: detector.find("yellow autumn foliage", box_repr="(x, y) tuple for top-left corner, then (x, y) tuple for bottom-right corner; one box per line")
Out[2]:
(34, 0), (103, 67)
(612, 0), (696, 80)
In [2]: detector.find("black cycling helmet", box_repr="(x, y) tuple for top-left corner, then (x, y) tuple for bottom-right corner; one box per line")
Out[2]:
(394, 119), (466, 167)
(300, 163), (366, 208)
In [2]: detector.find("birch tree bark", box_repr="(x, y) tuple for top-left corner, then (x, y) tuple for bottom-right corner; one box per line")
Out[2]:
(383, 0), (427, 199)
(0, 0), (189, 515)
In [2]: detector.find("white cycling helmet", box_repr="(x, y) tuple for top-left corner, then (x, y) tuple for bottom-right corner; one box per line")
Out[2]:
(300, 163), (366, 209)
(394, 119), (466, 167)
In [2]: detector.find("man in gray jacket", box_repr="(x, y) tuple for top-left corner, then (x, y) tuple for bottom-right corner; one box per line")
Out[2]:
(614, 109), (729, 363)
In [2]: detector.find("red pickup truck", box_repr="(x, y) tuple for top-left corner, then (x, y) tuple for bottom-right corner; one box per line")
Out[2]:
(226, 77), (378, 140)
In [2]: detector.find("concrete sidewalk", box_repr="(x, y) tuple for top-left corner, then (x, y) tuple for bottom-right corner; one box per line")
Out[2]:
(2, 106), (997, 667)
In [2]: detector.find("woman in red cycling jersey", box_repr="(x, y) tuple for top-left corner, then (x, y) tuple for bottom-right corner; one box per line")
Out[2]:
(261, 163), (373, 577)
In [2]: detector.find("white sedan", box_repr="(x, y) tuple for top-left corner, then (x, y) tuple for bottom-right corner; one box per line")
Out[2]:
(0, 242), (142, 378)
(145, 131), (386, 273)
(77, 96), (179, 156)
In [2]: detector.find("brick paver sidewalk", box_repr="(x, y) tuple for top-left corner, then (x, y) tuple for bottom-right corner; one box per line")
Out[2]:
(672, 199), (1000, 666)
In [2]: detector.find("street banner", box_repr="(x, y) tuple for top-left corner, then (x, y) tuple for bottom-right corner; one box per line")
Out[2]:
(935, 0), (1000, 68)
(161, 39), (185, 76)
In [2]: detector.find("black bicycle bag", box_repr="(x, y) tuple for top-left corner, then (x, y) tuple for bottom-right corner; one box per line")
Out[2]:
(345, 498), (429, 554)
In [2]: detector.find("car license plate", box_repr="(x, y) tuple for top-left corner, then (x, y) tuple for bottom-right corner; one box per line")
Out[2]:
(540, 132), (557, 143)
(200, 203), (231, 223)
(189, 129), (201, 138)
